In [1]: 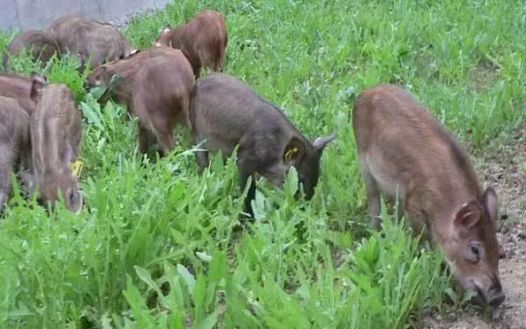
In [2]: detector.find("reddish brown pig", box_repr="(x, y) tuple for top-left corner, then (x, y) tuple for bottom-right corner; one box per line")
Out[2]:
(47, 15), (132, 68)
(0, 96), (32, 214)
(155, 10), (227, 77)
(0, 74), (47, 115)
(87, 47), (194, 154)
(86, 47), (179, 107)
(353, 85), (504, 307)
(30, 79), (83, 212)
(2, 30), (59, 70)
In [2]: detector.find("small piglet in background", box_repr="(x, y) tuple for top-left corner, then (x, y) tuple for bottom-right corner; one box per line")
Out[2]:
(353, 85), (504, 307)
(156, 10), (228, 77)
(30, 78), (83, 212)
(2, 30), (59, 71)
(47, 15), (132, 68)
(0, 74), (47, 115)
(191, 73), (334, 215)
(0, 97), (32, 214)
(87, 47), (194, 154)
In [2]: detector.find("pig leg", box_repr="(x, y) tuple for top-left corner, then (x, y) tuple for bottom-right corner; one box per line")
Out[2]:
(138, 123), (157, 154)
(195, 150), (209, 175)
(362, 169), (382, 230)
(0, 148), (14, 214)
(237, 148), (258, 218)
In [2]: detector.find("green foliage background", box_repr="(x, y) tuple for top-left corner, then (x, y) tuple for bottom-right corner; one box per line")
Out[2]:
(0, 0), (524, 328)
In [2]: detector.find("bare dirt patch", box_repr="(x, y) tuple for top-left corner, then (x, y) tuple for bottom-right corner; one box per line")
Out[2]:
(422, 123), (526, 329)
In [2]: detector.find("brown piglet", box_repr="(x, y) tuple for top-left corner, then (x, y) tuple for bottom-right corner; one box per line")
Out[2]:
(191, 73), (334, 216)
(87, 47), (194, 154)
(0, 97), (32, 214)
(0, 73), (47, 115)
(3, 30), (59, 70)
(47, 15), (132, 68)
(155, 10), (227, 77)
(353, 84), (504, 307)
(30, 79), (83, 213)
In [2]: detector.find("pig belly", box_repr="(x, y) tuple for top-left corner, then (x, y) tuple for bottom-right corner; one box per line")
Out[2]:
(366, 155), (406, 201)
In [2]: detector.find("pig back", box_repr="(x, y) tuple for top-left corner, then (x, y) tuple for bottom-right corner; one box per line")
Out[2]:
(353, 85), (480, 205)
(0, 74), (38, 115)
(47, 15), (131, 67)
(31, 84), (82, 176)
(191, 73), (303, 155)
(6, 31), (59, 63)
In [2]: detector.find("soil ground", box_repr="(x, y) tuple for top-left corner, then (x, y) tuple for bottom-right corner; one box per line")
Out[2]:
(422, 123), (526, 329)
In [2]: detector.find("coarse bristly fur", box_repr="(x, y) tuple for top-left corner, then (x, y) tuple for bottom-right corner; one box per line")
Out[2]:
(155, 10), (228, 78)
(353, 84), (504, 307)
(3, 30), (59, 71)
(87, 46), (194, 154)
(0, 73), (46, 115)
(30, 80), (83, 213)
(47, 15), (132, 68)
(191, 73), (335, 216)
(0, 96), (32, 214)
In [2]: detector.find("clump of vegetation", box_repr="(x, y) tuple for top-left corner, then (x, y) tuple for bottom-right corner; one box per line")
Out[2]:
(0, 0), (524, 328)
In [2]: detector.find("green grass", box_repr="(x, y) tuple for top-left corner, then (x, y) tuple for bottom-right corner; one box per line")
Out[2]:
(1, 0), (525, 328)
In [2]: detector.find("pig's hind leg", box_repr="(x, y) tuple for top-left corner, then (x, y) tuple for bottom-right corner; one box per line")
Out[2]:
(361, 167), (382, 230)
(0, 144), (14, 215)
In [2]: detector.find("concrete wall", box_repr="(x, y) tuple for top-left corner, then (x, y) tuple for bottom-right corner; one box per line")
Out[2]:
(0, 0), (169, 31)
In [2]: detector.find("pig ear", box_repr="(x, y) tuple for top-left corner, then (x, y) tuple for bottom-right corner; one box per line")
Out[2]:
(482, 187), (498, 223)
(283, 136), (306, 165)
(30, 75), (46, 101)
(313, 134), (335, 153)
(454, 201), (481, 230)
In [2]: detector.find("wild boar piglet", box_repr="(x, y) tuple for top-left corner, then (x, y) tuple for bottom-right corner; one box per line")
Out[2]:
(155, 10), (227, 77)
(86, 47), (194, 154)
(0, 73), (47, 115)
(47, 15), (132, 68)
(3, 30), (59, 70)
(30, 78), (83, 213)
(0, 96), (32, 214)
(191, 73), (334, 215)
(353, 84), (504, 307)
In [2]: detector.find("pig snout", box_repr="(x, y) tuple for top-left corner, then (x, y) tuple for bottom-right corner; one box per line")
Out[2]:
(485, 279), (505, 307)
(472, 276), (505, 308)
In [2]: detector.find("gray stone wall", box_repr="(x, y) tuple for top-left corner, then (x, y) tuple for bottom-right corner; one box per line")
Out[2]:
(0, 0), (169, 31)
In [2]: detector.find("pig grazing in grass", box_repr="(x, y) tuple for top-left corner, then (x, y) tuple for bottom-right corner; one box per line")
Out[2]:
(353, 84), (504, 307)
(155, 10), (228, 77)
(0, 97), (32, 214)
(190, 73), (334, 215)
(2, 30), (59, 70)
(87, 47), (194, 154)
(47, 15), (132, 68)
(0, 73), (47, 115)
(30, 78), (83, 212)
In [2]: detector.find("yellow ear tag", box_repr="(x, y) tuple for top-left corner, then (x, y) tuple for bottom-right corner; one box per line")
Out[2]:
(285, 146), (299, 163)
(70, 160), (83, 178)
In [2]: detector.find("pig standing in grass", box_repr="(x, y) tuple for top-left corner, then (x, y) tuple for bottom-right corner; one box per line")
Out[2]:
(0, 97), (32, 214)
(47, 15), (132, 68)
(86, 47), (194, 154)
(2, 30), (59, 70)
(155, 10), (228, 77)
(0, 74), (47, 115)
(190, 73), (334, 215)
(30, 78), (83, 212)
(353, 84), (504, 307)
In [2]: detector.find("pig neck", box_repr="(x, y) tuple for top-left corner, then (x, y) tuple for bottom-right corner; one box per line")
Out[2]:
(418, 175), (481, 246)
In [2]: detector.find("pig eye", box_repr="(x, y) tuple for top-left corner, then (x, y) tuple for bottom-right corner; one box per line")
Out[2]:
(468, 241), (482, 263)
